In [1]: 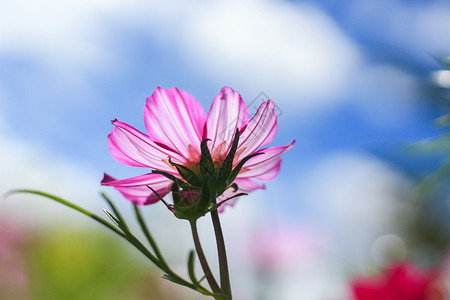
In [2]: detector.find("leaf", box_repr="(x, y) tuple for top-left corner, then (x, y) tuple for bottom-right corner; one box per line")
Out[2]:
(4, 190), (125, 238)
(101, 192), (129, 232)
(161, 273), (179, 283)
(187, 250), (199, 285)
(161, 273), (187, 286)
(102, 209), (122, 227)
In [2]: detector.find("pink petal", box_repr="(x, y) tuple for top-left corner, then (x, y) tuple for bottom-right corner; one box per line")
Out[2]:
(144, 87), (207, 162)
(217, 178), (265, 212)
(108, 119), (183, 173)
(237, 141), (295, 181)
(237, 100), (278, 159)
(101, 173), (173, 205)
(205, 87), (249, 159)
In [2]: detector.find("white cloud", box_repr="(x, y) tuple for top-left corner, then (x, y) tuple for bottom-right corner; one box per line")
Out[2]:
(414, 3), (450, 55)
(0, 0), (361, 114)
(0, 127), (103, 226)
(179, 0), (360, 113)
(2, 0), (449, 118)
(0, 0), (115, 68)
(296, 152), (410, 267)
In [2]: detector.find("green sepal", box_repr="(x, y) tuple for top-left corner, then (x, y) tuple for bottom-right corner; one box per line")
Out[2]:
(217, 128), (240, 183)
(227, 152), (263, 184)
(171, 181), (182, 207)
(169, 158), (201, 187)
(198, 176), (214, 210)
(200, 139), (216, 179)
(152, 170), (193, 190)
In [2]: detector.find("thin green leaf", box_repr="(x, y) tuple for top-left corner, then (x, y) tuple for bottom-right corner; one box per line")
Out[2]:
(101, 192), (129, 232)
(5, 190), (125, 238)
(103, 209), (122, 228)
(187, 250), (199, 285)
(161, 273), (185, 285)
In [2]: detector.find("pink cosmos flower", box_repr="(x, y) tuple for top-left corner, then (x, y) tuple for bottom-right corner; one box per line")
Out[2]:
(101, 87), (293, 211)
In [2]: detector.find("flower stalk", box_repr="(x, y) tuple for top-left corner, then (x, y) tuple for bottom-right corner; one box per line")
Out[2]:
(211, 209), (232, 299)
(189, 220), (222, 296)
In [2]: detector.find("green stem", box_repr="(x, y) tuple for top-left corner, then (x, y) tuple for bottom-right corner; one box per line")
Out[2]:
(190, 220), (222, 295)
(211, 209), (232, 299)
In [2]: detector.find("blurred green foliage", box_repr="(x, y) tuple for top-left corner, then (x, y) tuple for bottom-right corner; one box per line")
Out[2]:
(408, 115), (450, 201)
(22, 228), (177, 300)
(403, 113), (450, 265)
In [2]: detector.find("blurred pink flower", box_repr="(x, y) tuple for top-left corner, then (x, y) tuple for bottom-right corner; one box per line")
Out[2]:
(351, 261), (447, 300)
(251, 222), (325, 269)
(102, 87), (293, 210)
(0, 221), (29, 298)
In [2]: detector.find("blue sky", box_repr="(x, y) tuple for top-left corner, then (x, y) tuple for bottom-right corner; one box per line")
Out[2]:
(1, 0), (449, 299)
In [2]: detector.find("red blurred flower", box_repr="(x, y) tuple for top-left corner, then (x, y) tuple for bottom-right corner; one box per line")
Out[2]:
(351, 262), (446, 300)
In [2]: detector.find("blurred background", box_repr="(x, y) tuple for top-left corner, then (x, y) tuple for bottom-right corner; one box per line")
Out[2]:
(0, 0), (449, 299)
